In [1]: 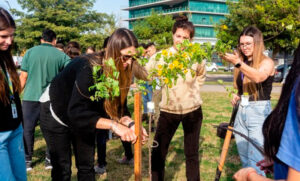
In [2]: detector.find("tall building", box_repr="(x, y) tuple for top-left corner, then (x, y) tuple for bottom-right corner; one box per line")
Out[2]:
(123, 0), (234, 45)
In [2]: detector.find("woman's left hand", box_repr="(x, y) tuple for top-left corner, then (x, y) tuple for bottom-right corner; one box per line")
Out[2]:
(233, 167), (256, 181)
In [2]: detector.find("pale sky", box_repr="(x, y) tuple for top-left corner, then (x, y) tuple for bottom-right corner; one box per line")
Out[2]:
(1, 0), (129, 27)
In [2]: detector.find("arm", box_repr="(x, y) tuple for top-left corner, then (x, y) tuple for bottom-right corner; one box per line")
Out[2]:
(196, 61), (206, 86)
(233, 167), (285, 181)
(222, 52), (274, 83)
(19, 71), (28, 91)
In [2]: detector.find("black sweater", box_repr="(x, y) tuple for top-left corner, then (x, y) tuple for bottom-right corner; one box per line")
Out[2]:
(0, 61), (23, 132)
(49, 57), (130, 135)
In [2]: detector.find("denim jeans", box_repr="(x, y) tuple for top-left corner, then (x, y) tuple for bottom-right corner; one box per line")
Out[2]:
(142, 82), (153, 113)
(0, 124), (27, 181)
(234, 100), (271, 175)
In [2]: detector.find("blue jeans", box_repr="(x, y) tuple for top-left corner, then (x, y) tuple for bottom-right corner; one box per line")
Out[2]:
(234, 100), (271, 175)
(142, 82), (153, 113)
(0, 124), (27, 181)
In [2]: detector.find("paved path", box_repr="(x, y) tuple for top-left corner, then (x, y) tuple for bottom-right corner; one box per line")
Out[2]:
(201, 84), (282, 94)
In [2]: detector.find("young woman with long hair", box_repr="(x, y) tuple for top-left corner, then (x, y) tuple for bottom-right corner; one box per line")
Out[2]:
(39, 28), (147, 181)
(146, 17), (206, 181)
(233, 44), (300, 181)
(222, 26), (275, 175)
(0, 8), (26, 180)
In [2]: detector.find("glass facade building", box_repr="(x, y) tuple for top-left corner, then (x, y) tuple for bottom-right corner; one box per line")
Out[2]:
(123, 0), (234, 44)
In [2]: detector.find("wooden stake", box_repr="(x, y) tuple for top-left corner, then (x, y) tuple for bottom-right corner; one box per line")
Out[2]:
(134, 92), (142, 181)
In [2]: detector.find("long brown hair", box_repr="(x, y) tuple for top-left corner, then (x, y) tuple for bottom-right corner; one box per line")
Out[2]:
(0, 8), (20, 105)
(233, 26), (266, 100)
(88, 28), (138, 121)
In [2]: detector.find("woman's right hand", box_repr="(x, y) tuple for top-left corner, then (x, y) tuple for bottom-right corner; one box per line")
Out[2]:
(231, 94), (240, 106)
(113, 123), (137, 143)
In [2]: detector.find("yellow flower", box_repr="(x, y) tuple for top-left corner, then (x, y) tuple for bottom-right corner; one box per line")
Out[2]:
(162, 50), (168, 56)
(184, 69), (188, 74)
(169, 52), (173, 56)
(157, 70), (162, 76)
(182, 52), (188, 58)
(169, 63), (174, 70)
(168, 84), (172, 88)
(158, 64), (162, 69)
(179, 63), (183, 69)
(173, 60), (179, 67)
(222, 25), (228, 30)
(189, 43), (193, 47)
(164, 78), (169, 84)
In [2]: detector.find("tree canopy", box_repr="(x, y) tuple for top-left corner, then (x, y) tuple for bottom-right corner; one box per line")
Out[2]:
(12, 0), (116, 52)
(132, 12), (175, 50)
(215, 0), (300, 55)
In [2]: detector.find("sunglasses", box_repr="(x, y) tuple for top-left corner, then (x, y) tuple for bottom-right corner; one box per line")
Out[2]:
(121, 55), (136, 63)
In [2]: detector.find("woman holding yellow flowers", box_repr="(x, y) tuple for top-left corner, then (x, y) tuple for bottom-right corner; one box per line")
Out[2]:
(146, 17), (206, 181)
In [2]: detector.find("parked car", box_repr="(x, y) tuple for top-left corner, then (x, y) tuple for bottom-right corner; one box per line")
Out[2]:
(205, 62), (218, 72)
(224, 65), (234, 72)
(13, 56), (23, 69)
(215, 62), (226, 71)
(274, 64), (291, 82)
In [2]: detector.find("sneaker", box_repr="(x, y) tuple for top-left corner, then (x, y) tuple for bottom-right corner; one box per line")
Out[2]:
(26, 161), (33, 172)
(94, 165), (106, 175)
(118, 157), (134, 165)
(45, 158), (53, 170)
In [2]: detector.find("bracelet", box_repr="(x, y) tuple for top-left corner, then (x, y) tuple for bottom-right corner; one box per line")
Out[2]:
(110, 120), (117, 133)
(128, 121), (135, 128)
(246, 170), (256, 181)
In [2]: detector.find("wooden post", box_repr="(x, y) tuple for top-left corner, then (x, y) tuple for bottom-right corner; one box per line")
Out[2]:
(134, 92), (142, 181)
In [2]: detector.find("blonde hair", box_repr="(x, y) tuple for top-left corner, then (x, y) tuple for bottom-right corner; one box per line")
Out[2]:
(233, 26), (267, 100)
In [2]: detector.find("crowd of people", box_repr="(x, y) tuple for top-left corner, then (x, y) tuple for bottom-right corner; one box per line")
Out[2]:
(0, 6), (299, 181)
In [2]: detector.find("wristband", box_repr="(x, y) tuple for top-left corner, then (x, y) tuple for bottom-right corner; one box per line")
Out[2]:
(246, 170), (256, 181)
(128, 121), (135, 128)
(110, 120), (117, 133)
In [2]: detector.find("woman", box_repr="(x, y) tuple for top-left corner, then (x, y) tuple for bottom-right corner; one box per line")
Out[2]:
(146, 17), (206, 181)
(64, 41), (81, 59)
(233, 45), (300, 180)
(39, 28), (147, 181)
(0, 8), (26, 180)
(222, 26), (274, 175)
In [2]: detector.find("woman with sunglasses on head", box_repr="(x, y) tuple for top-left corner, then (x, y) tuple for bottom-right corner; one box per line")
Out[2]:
(0, 8), (26, 180)
(39, 28), (148, 181)
(233, 44), (300, 181)
(221, 26), (275, 175)
(146, 16), (206, 181)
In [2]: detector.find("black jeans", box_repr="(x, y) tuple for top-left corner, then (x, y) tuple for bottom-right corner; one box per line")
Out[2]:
(40, 101), (95, 181)
(22, 100), (50, 161)
(151, 107), (203, 181)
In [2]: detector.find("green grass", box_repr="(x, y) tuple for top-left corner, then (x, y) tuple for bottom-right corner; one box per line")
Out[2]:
(27, 92), (280, 181)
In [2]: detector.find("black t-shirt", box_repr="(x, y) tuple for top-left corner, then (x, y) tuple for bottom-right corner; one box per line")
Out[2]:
(49, 57), (131, 135)
(0, 61), (22, 132)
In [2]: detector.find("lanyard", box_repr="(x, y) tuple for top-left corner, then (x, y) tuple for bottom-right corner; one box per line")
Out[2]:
(0, 64), (14, 97)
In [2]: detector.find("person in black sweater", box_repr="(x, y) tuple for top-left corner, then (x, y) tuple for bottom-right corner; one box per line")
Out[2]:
(39, 28), (148, 181)
(0, 8), (26, 180)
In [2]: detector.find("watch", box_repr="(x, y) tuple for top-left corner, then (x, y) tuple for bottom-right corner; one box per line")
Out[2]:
(234, 61), (242, 68)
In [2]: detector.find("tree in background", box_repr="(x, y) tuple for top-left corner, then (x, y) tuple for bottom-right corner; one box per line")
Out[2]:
(132, 11), (175, 50)
(11, 0), (116, 52)
(215, 0), (300, 57)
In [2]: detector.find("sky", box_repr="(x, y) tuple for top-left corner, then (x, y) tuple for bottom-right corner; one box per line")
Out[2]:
(0, 0), (129, 27)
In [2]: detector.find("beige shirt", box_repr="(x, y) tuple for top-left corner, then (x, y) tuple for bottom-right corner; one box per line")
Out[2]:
(145, 46), (206, 114)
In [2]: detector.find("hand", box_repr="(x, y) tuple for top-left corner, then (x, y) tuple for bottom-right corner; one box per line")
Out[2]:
(231, 94), (241, 106)
(233, 167), (256, 181)
(257, 159), (273, 174)
(222, 51), (241, 65)
(130, 83), (137, 88)
(129, 124), (149, 145)
(119, 116), (132, 126)
(113, 123), (137, 143)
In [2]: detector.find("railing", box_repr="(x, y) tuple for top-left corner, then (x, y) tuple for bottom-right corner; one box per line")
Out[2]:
(129, 0), (164, 7)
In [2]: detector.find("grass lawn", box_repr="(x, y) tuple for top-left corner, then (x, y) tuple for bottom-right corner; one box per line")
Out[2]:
(27, 92), (279, 181)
